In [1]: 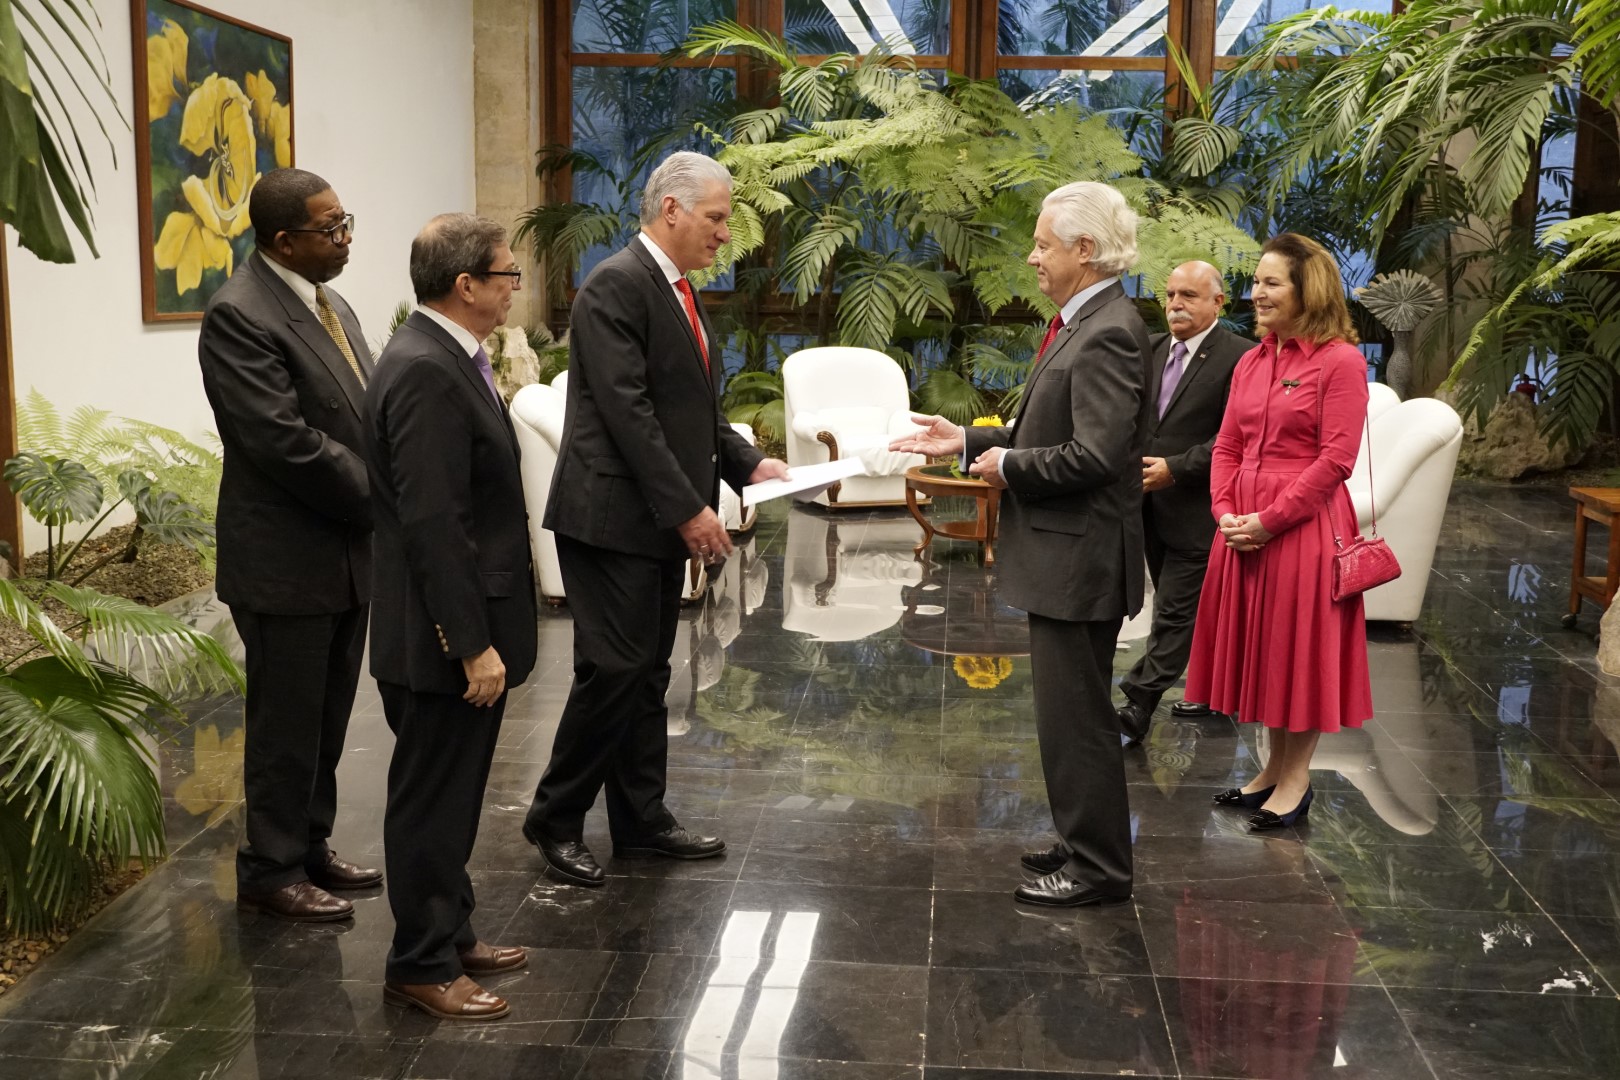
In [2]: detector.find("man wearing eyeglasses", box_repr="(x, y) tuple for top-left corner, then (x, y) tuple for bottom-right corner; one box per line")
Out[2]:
(199, 167), (379, 924)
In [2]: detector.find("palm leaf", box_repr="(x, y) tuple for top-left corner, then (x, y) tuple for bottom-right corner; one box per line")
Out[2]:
(44, 582), (245, 695)
(0, 0), (124, 262)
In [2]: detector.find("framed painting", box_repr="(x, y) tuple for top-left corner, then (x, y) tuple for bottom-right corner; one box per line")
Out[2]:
(131, 0), (293, 323)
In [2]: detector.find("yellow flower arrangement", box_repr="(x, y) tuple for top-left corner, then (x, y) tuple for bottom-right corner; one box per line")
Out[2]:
(146, 19), (188, 120)
(953, 654), (1013, 690)
(972, 414), (1004, 427)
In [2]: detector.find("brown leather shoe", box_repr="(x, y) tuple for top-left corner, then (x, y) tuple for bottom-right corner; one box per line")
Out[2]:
(458, 941), (528, 974)
(237, 881), (354, 922)
(308, 850), (383, 890)
(383, 975), (509, 1020)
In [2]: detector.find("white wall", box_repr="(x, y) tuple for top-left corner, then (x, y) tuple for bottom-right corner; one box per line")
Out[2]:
(5, 0), (476, 547)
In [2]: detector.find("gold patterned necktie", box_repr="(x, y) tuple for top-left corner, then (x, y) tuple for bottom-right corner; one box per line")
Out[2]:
(314, 284), (366, 387)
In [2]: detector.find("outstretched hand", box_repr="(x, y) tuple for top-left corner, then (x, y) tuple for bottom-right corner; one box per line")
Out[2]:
(889, 414), (965, 458)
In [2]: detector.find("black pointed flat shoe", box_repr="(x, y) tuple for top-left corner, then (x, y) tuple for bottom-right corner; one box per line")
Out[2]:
(1248, 787), (1314, 832)
(1212, 784), (1276, 810)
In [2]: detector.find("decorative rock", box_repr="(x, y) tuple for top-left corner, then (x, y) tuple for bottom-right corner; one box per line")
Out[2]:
(1443, 390), (1580, 480)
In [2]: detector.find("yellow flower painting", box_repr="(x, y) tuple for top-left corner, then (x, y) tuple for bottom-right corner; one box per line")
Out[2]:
(137, 1), (292, 321)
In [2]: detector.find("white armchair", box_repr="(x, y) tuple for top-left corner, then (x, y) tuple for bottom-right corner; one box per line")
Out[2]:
(510, 383), (567, 602)
(1345, 394), (1463, 622)
(782, 347), (924, 508)
(782, 509), (923, 641)
(719, 422), (758, 534)
(510, 380), (712, 605)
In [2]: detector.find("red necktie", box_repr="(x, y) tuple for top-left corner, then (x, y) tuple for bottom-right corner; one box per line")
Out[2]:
(674, 278), (710, 371)
(1035, 313), (1063, 364)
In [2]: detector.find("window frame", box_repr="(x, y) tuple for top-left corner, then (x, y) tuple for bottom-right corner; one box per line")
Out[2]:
(540, 0), (1408, 325)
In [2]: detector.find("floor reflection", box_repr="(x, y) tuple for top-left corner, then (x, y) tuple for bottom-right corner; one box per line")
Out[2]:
(3, 486), (1620, 1078)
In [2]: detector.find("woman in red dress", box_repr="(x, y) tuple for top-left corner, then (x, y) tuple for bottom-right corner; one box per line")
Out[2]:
(1184, 233), (1374, 831)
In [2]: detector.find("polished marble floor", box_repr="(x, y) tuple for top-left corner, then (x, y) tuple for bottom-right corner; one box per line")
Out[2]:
(2, 482), (1619, 1078)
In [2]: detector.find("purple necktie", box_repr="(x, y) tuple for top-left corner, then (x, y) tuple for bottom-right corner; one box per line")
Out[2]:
(472, 346), (501, 407)
(1158, 340), (1188, 419)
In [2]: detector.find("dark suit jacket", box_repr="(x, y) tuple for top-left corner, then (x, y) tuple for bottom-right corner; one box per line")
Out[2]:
(965, 281), (1152, 623)
(545, 240), (762, 561)
(1144, 324), (1251, 551)
(199, 251), (373, 615)
(364, 311), (538, 696)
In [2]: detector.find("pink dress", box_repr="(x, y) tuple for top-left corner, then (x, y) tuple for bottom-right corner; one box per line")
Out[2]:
(1183, 334), (1373, 732)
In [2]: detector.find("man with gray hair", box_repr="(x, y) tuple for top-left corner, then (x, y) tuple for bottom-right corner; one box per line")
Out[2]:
(893, 180), (1151, 907)
(366, 213), (536, 1020)
(523, 151), (789, 887)
(1117, 261), (1251, 746)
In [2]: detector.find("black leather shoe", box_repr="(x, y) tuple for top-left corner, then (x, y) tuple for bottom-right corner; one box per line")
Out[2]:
(613, 825), (725, 860)
(1014, 870), (1131, 908)
(1020, 844), (1066, 875)
(1118, 702), (1153, 747)
(523, 823), (605, 887)
(1171, 700), (1213, 717)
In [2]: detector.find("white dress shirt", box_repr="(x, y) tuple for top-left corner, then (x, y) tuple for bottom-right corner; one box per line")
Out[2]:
(417, 305), (482, 359)
(261, 253), (321, 317)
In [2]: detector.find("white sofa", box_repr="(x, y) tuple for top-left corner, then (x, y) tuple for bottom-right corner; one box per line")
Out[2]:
(782, 347), (924, 508)
(782, 509), (923, 641)
(1345, 393), (1463, 623)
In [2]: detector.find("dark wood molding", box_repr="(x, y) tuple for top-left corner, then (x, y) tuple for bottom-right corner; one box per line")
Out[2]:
(0, 233), (22, 563)
(1573, 92), (1620, 217)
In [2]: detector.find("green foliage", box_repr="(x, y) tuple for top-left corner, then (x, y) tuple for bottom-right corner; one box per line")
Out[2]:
(1209, 0), (1620, 449)
(1445, 214), (1620, 448)
(0, 575), (242, 933)
(0, 0), (126, 263)
(677, 25), (1255, 414)
(11, 391), (220, 580)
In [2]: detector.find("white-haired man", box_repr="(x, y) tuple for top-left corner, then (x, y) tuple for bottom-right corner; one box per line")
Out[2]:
(524, 151), (789, 887)
(894, 181), (1152, 907)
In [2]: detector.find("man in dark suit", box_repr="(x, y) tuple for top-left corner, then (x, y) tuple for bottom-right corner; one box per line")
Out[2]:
(199, 168), (380, 923)
(1117, 261), (1251, 746)
(523, 151), (788, 887)
(367, 214), (536, 1020)
(893, 181), (1151, 907)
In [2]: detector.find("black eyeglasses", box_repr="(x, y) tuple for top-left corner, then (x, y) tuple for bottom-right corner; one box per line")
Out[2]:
(283, 213), (355, 245)
(474, 268), (523, 287)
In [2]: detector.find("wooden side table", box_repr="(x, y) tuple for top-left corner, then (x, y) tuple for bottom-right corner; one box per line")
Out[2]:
(904, 464), (1001, 567)
(1565, 486), (1620, 627)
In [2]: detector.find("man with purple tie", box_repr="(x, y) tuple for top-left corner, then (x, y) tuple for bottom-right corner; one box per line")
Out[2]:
(1116, 261), (1251, 746)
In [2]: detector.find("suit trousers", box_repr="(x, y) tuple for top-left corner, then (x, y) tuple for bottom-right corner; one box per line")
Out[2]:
(380, 681), (503, 984)
(1028, 612), (1132, 894)
(1119, 506), (1212, 711)
(527, 534), (683, 843)
(231, 604), (368, 892)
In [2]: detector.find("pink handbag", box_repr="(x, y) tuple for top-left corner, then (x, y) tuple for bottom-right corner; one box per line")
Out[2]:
(1331, 415), (1401, 601)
